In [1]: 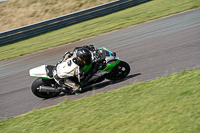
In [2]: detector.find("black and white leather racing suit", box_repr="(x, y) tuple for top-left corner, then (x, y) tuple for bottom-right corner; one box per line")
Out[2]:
(53, 45), (105, 93)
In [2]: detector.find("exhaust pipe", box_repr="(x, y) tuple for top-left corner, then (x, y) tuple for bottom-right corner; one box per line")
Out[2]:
(39, 86), (61, 92)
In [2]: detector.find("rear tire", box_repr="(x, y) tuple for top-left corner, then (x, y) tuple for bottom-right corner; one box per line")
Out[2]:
(106, 61), (130, 80)
(31, 78), (61, 98)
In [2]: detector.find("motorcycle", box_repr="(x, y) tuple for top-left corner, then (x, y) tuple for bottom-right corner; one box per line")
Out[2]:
(29, 46), (130, 98)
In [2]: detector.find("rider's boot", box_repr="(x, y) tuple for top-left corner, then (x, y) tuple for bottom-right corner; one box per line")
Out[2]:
(72, 84), (82, 95)
(64, 79), (82, 94)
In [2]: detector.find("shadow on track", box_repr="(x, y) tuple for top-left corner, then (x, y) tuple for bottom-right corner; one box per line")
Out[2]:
(42, 73), (141, 100)
(81, 73), (141, 93)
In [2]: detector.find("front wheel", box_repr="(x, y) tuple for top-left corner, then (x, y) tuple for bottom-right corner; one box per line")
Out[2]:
(31, 78), (61, 98)
(106, 61), (130, 80)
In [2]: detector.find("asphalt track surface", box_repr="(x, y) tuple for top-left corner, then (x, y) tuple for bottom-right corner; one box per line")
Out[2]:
(0, 8), (200, 120)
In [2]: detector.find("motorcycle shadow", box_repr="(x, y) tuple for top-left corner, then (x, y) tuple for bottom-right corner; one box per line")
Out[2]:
(45, 73), (141, 99)
(80, 73), (141, 94)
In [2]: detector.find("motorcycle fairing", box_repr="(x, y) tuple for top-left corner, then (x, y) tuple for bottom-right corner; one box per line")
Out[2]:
(100, 59), (120, 72)
(29, 65), (52, 79)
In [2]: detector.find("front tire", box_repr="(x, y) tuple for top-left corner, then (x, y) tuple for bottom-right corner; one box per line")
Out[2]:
(31, 78), (61, 98)
(106, 61), (130, 80)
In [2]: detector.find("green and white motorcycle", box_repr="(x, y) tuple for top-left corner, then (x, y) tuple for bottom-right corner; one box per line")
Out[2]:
(29, 47), (130, 98)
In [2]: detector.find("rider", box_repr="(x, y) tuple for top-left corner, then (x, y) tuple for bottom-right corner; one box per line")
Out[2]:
(53, 45), (106, 93)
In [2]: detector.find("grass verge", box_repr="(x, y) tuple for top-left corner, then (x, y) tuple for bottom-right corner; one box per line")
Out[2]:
(0, 0), (113, 32)
(0, 69), (200, 133)
(0, 0), (200, 61)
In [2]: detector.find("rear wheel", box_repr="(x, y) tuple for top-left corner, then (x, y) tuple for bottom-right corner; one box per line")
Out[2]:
(31, 78), (61, 98)
(106, 61), (130, 80)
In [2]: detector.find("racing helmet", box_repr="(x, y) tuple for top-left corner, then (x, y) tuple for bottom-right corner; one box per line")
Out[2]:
(74, 47), (92, 66)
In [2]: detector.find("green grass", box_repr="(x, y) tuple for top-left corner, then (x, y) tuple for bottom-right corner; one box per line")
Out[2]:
(0, 69), (200, 133)
(0, 0), (200, 61)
